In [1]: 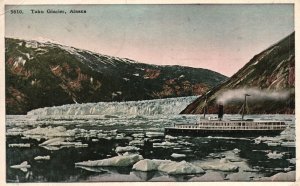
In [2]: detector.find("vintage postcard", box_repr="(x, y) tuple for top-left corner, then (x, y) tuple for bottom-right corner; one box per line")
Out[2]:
(1, 0), (298, 185)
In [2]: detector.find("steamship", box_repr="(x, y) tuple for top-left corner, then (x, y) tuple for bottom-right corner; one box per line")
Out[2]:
(165, 94), (287, 137)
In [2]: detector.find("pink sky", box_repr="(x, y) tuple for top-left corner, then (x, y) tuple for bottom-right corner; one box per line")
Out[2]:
(6, 4), (294, 76)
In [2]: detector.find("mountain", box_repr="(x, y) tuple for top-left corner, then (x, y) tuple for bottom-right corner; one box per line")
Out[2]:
(181, 32), (295, 115)
(5, 38), (227, 115)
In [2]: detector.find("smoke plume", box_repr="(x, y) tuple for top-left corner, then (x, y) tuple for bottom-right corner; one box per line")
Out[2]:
(216, 88), (290, 105)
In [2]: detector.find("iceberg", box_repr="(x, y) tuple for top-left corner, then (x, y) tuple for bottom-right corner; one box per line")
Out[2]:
(75, 154), (143, 167)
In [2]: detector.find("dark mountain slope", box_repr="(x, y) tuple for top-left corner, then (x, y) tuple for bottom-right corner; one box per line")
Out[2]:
(181, 32), (295, 115)
(5, 38), (227, 114)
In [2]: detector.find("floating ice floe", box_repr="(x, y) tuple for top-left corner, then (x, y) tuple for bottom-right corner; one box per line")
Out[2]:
(132, 159), (204, 175)
(132, 159), (172, 171)
(8, 143), (30, 148)
(23, 126), (75, 139)
(266, 142), (280, 146)
(129, 140), (144, 146)
(34, 155), (50, 160)
(225, 172), (252, 181)
(232, 148), (241, 154)
(157, 160), (205, 175)
(115, 146), (140, 153)
(75, 154), (143, 167)
(115, 133), (126, 140)
(266, 151), (284, 159)
(75, 165), (106, 173)
(132, 133), (144, 138)
(260, 171), (295, 181)
(6, 128), (24, 136)
(284, 167), (292, 172)
(288, 158), (296, 164)
(198, 158), (239, 172)
(189, 172), (224, 181)
(165, 135), (177, 140)
(153, 141), (178, 148)
(97, 133), (108, 139)
(255, 136), (282, 143)
(178, 141), (193, 146)
(39, 137), (65, 146)
(171, 153), (186, 158)
(254, 139), (261, 144)
(145, 132), (164, 137)
(281, 141), (295, 148)
(39, 137), (88, 149)
(10, 161), (31, 172)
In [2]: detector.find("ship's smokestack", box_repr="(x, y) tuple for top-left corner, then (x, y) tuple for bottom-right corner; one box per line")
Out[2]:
(218, 104), (224, 120)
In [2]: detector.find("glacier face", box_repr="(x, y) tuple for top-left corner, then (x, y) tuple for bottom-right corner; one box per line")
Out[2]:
(27, 96), (198, 116)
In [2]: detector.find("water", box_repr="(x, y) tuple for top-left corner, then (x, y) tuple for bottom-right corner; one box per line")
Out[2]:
(6, 97), (296, 182)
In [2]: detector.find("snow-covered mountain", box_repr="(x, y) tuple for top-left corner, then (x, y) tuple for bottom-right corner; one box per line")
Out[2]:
(5, 38), (227, 114)
(181, 32), (295, 114)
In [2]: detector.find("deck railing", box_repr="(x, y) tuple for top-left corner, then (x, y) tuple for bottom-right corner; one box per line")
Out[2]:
(174, 121), (286, 130)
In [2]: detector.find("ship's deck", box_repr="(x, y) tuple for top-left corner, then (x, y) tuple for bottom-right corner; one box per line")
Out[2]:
(169, 120), (286, 131)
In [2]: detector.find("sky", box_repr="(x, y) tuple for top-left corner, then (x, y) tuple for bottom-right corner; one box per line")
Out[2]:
(5, 4), (294, 76)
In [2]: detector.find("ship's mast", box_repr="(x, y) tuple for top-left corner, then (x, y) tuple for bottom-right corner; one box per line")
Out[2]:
(203, 95), (207, 119)
(241, 94), (250, 120)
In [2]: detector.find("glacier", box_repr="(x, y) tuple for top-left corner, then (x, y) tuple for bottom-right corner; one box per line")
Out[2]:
(27, 96), (197, 116)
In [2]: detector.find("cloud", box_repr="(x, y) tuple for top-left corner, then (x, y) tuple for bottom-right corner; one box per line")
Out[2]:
(216, 88), (290, 105)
